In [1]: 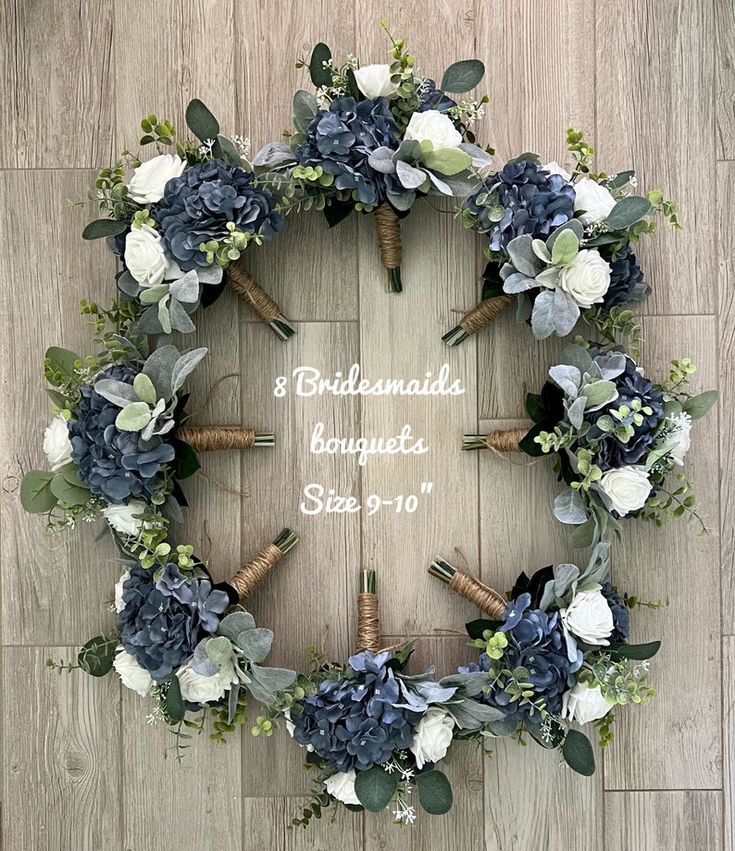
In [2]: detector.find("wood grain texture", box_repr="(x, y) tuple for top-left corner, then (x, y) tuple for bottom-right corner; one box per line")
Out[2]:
(605, 791), (723, 851)
(716, 0), (735, 158)
(726, 638), (735, 851)
(719, 162), (735, 634)
(0, 0), (114, 168)
(2, 647), (122, 851)
(605, 316), (721, 790)
(0, 170), (120, 645)
(596, 0), (717, 315)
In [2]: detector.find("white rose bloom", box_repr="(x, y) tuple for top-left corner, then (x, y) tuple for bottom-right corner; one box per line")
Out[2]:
(597, 465), (653, 516)
(409, 708), (455, 769)
(561, 590), (614, 645)
(404, 109), (462, 150)
(113, 569), (131, 613)
(353, 64), (398, 100)
(124, 225), (173, 286)
(656, 413), (693, 466)
(543, 161), (572, 181)
(113, 647), (153, 697)
(127, 153), (185, 204)
(562, 681), (613, 725)
(557, 249), (611, 308)
(573, 177), (617, 226)
(103, 500), (147, 537)
(43, 415), (73, 471)
(324, 770), (361, 806)
(177, 657), (238, 705)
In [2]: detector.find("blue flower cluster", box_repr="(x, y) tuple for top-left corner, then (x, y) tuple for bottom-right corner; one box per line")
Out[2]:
(118, 562), (229, 680)
(461, 593), (580, 721)
(154, 159), (284, 271)
(291, 650), (420, 772)
(464, 160), (576, 254)
(295, 96), (400, 207)
(68, 365), (175, 504)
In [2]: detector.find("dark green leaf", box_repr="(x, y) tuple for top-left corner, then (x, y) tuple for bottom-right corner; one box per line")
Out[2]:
(162, 674), (186, 722)
(683, 390), (718, 420)
(354, 765), (399, 812)
(465, 617), (502, 640)
(185, 99), (220, 142)
(562, 729), (595, 776)
(609, 640), (661, 661)
(440, 59), (485, 93)
(82, 219), (128, 240)
(416, 770), (454, 815)
(606, 196), (653, 231)
(525, 392), (545, 422)
(308, 42), (333, 88)
(78, 635), (117, 677)
(20, 470), (57, 513)
(172, 438), (201, 480)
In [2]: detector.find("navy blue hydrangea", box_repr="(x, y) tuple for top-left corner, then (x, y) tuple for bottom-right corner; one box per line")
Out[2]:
(295, 96), (400, 208)
(118, 562), (229, 680)
(585, 354), (665, 468)
(602, 245), (650, 309)
(291, 650), (421, 772)
(464, 160), (576, 254)
(153, 159), (284, 271)
(601, 582), (630, 643)
(68, 365), (175, 504)
(460, 593), (579, 721)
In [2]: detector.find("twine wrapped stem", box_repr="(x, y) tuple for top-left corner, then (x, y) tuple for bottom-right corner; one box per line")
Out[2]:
(227, 258), (295, 340)
(356, 569), (381, 653)
(374, 204), (402, 293)
(226, 528), (298, 601)
(442, 295), (516, 347)
(177, 425), (274, 451)
(429, 558), (507, 619)
(462, 427), (528, 453)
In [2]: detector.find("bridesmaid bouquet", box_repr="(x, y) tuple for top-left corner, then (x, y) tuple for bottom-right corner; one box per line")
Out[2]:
(50, 530), (299, 756)
(444, 129), (679, 344)
(465, 342), (717, 546)
(255, 22), (490, 292)
(430, 543), (660, 775)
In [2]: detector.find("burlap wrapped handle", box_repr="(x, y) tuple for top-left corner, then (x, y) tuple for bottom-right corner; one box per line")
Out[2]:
(429, 558), (507, 619)
(176, 425), (273, 451)
(227, 258), (296, 340)
(355, 569), (381, 653)
(225, 528), (298, 601)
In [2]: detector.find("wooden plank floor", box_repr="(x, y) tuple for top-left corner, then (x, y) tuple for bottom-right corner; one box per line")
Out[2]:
(0, 1), (729, 849)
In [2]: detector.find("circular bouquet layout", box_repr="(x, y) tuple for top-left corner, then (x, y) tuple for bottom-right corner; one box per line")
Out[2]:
(26, 24), (717, 829)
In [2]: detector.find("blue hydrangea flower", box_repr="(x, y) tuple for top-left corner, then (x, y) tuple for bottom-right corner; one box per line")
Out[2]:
(602, 245), (650, 309)
(68, 365), (175, 503)
(154, 159), (284, 271)
(295, 96), (400, 207)
(461, 598), (579, 721)
(464, 160), (576, 254)
(601, 582), (630, 642)
(291, 650), (421, 772)
(118, 562), (229, 680)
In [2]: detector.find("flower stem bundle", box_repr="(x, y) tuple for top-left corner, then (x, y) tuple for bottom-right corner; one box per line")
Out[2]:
(227, 258), (296, 340)
(428, 558), (507, 618)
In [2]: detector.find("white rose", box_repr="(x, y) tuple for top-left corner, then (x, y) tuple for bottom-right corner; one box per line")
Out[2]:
(573, 177), (616, 226)
(353, 64), (398, 100)
(409, 708), (455, 769)
(558, 249), (611, 308)
(561, 590), (614, 645)
(113, 569), (130, 613)
(103, 500), (147, 537)
(597, 465), (653, 516)
(562, 681), (613, 725)
(113, 647), (153, 697)
(656, 413), (692, 466)
(43, 415), (73, 471)
(177, 656), (238, 705)
(324, 770), (361, 806)
(404, 109), (462, 150)
(124, 225), (172, 286)
(127, 153), (185, 205)
(543, 161), (572, 181)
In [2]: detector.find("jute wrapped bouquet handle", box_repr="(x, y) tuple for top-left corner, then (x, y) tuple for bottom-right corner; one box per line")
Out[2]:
(227, 258), (295, 340)
(223, 528), (298, 602)
(429, 558), (507, 619)
(177, 425), (274, 451)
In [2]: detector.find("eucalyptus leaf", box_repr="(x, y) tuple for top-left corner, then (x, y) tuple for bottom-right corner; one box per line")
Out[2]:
(20, 470), (58, 513)
(440, 59), (485, 93)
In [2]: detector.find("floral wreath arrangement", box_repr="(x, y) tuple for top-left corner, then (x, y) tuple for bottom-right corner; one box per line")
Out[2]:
(443, 130), (679, 345)
(428, 543), (660, 775)
(79, 99), (297, 340)
(21, 332), (271, 554)
(464, 342), (717, 546)
(255, 22), (491, 292)
(49, 529), (299, 755)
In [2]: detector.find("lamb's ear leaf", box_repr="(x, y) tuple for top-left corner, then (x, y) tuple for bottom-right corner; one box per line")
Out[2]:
(354, 765), (399, 812)
(562, 730), (595, 776)
(308, 42), (332, 87)
(185, 98), (219, 142)
(77, 636), (117, 677)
